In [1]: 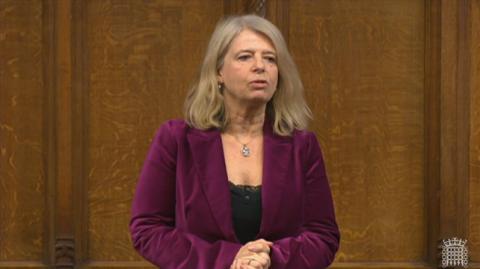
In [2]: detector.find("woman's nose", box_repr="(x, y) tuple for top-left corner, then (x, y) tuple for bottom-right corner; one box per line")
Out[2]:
(252, 56), (265, 73)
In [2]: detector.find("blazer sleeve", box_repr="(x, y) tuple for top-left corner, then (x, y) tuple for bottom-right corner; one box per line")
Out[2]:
(129, 121), (241, 269)
(269, 132), (340, 269)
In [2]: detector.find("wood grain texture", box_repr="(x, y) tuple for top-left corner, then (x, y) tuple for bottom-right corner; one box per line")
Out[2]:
(288, 0), (425, 262)
(438, 0), (471, 243)
(84, 0), (223, 261)
(424, 0), (441, 264)
(470, 0), (480, 262)
(0, 0), (46, 262)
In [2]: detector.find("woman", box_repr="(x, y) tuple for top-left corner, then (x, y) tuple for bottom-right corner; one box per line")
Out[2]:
(130, 14), (340, 269)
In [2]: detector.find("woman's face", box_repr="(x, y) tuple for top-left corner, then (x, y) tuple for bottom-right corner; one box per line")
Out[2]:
(218, 29), (278, 106)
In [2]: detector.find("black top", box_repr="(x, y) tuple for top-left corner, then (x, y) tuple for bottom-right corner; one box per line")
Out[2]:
(229, 181), (262, 244)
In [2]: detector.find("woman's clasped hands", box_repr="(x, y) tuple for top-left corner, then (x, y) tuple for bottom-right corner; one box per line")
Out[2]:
(230, 239), (273, 269)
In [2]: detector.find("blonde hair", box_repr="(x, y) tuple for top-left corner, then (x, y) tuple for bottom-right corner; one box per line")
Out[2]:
(184, 14), (312, 136)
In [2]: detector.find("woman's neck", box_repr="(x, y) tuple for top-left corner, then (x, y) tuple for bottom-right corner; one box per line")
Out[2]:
(224, 107), (265, 137)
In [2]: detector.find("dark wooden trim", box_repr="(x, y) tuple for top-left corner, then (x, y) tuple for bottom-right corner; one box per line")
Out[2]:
(424, 0), (441, 265)
(248, 0), (267, 17)
(425, 0), (472, 265)
(51, 0), (77, 267)
(0, 262), (48, 268)
(42, 0), (57, 266)
(455, 0), (471, 238)
(79, 261), (155, 268)
(224, 0), (248, 15)
(266, 0), (289, 45)
(331, 262), (433, 269)
(433, 2), (473, 267)
(438, 0), (471, 239)
(71, 0), (89, 264)
(224, 0), (267, 16)
(439, 0), (459, 239)
(54, 0), (73, 238)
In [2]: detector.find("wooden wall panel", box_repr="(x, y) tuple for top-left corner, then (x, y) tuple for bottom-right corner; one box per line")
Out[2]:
(288, 0), (425, 263)
(1, 0), (478, 268)
(0, 0), (47, 264)
(470, 0), (480, 262)
(83, 0), (223, 262)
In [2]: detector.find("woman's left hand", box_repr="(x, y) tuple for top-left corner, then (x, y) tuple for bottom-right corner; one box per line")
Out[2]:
(231, 251), (271, 269)
(230, 239), (272, 269)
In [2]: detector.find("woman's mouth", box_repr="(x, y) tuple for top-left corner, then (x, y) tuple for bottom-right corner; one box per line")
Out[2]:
(250, 80), (268, 88)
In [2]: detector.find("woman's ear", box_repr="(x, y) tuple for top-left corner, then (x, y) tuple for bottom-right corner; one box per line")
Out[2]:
(217, 71), (224, 84)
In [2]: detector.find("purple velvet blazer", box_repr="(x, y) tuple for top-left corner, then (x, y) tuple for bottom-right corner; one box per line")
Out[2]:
(130, 119), (340, 269)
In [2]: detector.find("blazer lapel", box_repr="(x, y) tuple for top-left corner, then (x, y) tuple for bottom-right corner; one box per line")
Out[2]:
(187, 127), (236, 241)
(186, 122), (293, 241)
(258, 122), (292, 238)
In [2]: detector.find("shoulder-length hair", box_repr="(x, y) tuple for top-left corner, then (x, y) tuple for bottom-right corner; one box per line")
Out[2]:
(184, 14), (312, 136)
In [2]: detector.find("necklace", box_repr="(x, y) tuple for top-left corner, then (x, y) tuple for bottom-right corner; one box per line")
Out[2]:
(230, 134), (254, 157)
(241, 144), (251, 157)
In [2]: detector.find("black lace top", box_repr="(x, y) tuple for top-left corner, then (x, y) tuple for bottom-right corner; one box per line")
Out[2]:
(229, 181), (262, 244)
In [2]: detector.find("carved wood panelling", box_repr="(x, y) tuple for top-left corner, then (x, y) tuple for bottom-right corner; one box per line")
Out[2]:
(0, 0), (479, 268)
(83, 0), (223, 262)
(0, 0), (47, 262)
(288, 0), (425, 262)
(55, 237), (75, 268)
(248, 0), (266, 17)
(224, 0), (266, 16)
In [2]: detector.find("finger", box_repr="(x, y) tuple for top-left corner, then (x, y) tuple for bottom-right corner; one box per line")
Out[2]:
(246, 239), (272, 247)
(240, 260), (257, 269)
(238, 259), (255, 269)
(248, 243), (271, 253)
(234, 258), (244, 269)
(249, 256), (268, 268)
(251, 239), (273, 248)
(257, 252), (272, 267)
(238, 254), (268, 269)
(231, 259), (237, 269)
(252, 239), (273, 246)
(248, 259), (264, 269)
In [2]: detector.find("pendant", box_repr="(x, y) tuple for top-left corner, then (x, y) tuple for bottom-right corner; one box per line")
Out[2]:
(241, 144), (251, 157)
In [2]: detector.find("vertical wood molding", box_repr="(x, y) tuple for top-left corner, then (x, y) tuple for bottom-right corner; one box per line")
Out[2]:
(423, 0), (471, 265)
(266, 0), (289, 45)
(71, 0), (88, 264)
(469, 0), (480, 262)
(438, 0), (471, 252)
(55, 0), (73, 238)
(424, 0), (441, 265)
(455, 0), (471, 238)
(41, 0), (81, 266)
(42, 0), (57, 266)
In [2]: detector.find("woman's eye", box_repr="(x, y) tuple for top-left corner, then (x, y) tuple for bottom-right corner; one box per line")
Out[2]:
(238, 55), (250, 61)
(265, 57), (277, 63)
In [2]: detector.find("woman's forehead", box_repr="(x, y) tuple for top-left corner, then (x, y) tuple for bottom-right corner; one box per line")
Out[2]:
(228, 29), (276, 53)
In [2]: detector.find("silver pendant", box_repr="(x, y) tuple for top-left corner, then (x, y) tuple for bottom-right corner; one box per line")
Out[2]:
(241, 144), (251, 157)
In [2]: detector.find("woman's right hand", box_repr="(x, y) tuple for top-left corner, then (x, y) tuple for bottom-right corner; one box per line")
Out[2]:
(230, 239), (273, 269)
